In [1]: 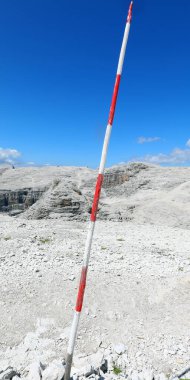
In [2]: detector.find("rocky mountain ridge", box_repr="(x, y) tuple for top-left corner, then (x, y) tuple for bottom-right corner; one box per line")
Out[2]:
(0, 163), (190, 228)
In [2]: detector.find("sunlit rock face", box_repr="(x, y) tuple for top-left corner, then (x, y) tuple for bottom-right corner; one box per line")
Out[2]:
(0, 163), (190, 228)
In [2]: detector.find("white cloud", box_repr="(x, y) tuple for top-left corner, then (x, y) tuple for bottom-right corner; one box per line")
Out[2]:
(186, 139), (190, 147)
(133, 147), (190, 165)
(137, 136), (161, 144)
(0, 148), (21, 164)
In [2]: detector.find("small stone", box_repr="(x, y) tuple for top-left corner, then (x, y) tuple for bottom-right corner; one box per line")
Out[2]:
(100, 359), (108, 374)
(42, 360), (65, 380)
(141, 369), (154, 380)
(0, 367), (20, 380)
(136, 351), (142, 358)
(114, 343), (126, 355)
(157, 374), (167, 380)
(128, 370), (141, 380)
(0, 361), (9, 372)
(72, 375), (79, 380)
(26, 362), (42, 380)
(69, 275), (75, 281)
(84, 365), (95, 377)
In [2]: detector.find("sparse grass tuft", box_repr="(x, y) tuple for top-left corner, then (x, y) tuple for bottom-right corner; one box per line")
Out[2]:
(4, 236), (11, 241)
(101, 246), (107, 250)
(39, 238), (51, 244)
(113, 366), (122, 375)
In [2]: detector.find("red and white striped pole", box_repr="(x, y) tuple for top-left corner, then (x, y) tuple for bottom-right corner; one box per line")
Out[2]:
(65, 2), (134, 378)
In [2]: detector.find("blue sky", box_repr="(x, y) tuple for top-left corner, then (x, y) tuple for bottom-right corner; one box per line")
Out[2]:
(0, 0), (190, 167)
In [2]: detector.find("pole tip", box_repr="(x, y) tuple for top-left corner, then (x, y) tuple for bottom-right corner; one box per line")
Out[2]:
(127, 1), (133, 24)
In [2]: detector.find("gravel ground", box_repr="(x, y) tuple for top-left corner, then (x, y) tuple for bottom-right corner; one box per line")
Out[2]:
(0, 215), (189, 379)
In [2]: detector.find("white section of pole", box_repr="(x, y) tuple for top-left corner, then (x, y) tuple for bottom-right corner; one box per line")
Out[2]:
(117, 22), (131, 75)
(83, 221), (95, 266)
(99, 124), (112, 174)
(67, 311), (80, 355)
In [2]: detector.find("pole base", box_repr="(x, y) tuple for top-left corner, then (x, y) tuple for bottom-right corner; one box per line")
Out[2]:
(64, 353), (73, 380)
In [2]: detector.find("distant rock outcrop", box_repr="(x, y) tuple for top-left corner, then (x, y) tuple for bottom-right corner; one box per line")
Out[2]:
(0, 188), (44, 215)
(0, 163), (190, 228)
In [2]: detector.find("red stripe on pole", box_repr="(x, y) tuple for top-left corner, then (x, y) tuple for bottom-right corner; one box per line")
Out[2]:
(90, 174), (104, 222)
(75, 266), (88, 312)
(108, 74), (121, 125)
(127, 1), (133, 23)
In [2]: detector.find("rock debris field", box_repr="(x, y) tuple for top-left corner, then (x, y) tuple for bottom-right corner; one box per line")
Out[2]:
(0, 163), (190, 379)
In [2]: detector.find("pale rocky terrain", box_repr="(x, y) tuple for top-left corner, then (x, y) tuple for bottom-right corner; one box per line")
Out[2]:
(0, 163), (190, 379)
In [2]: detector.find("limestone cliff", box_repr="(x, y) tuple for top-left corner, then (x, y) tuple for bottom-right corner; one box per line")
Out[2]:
(0, 163), (190, 228)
